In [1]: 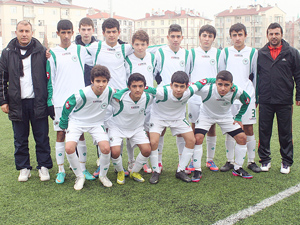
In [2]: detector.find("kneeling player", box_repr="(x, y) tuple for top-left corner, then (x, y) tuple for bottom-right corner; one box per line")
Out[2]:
(59, 65), (115, 190)
(193, 70), (253, 181)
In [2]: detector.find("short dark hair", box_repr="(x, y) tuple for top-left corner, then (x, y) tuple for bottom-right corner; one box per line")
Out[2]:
(132, 30), (149, 44)
(79, 17), (94, 29)
(128, 73), (146, 87)
(102, 18), (120, 32)
(16, 20), (32, 31)
(57, 19), (73, 32)
(91, 65), (111, 82)
(229, 23), (247, 36)
(267, 22), (283, 35)
(216, 70), (233, 83)
(168, 24), (182, 35)
(199, 25), (216, 38)
(171, 71), (189, 85)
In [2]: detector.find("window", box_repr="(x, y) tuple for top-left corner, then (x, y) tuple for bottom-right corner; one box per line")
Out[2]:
(39, 32), (45, 39)
(181, 19), (184, 25)
(11, 31), (16, 38)
(137, 22), (140, 27)
(10, 7), (17, 14)
(161, 29), (164, 35)
(161, 20), (164, 25)
(161, 38), (164, 43)
(245, 16), (250, 22)
(144, 21), (147, 26)
(152, 29), (155, 35)
(129, 21), (132, 26)
(38, 8), (44, 15)
(52, 32), (57, 38)
(38, 20), (44, 26)
(124, 20), (127, 25)
(226, 17), (231, 23)
(151, 21), (154, 26)
(11, 19), (17, 26)
(123, 28), (127, 33)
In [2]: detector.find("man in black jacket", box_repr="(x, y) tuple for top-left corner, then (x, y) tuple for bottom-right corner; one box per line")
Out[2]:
(257, 22), (300, 174)
(0, 20), (52, 181)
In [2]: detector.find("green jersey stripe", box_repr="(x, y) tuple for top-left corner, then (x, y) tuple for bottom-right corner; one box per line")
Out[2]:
(94, 41), (102, 65)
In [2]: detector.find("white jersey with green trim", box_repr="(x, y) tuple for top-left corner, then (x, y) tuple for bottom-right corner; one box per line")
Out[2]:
(47, 44), (88, 107)
(125, 52), (156, 88)
(86, 41), (133, 90)
(60, 85), (115, 128)
(219, 46), (257, 104)
(155, 45), (190, 87)
(188, 47), (221, 104)
(108, 90), (153, 130)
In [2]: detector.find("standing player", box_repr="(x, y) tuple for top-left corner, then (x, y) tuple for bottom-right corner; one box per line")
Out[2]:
(59, 65), (114, 190)
(47, 20), (94, 184)
(219, 23), (261, 173)
(193, 70), (253, 181)
(188, 25), (220, 172)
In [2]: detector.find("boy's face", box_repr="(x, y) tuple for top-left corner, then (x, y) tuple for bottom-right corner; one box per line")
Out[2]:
(167, 31), (183, 50)
(79, 25), (94, 43)
(91, 76), (108, 95)
(216, 79), (233, 96)
(129, 80), (145, 100)
(230, 30), (246, 50)
(170, 82), (187, 98)
(132, 39), (148, 58)
(199, 31), (215, 51)
(57, 29), (74, 47)
(103, 27), (120, 47)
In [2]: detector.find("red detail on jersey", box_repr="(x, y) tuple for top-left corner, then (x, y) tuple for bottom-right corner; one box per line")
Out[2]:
(199, 79), (207, 85)
(65, 101), (70, 109)
(245, 97), (250, 105)
(145, 86), (149, 90)
(46, 72), (50, 79)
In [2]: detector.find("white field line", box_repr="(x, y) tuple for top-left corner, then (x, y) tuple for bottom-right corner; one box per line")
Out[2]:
(212, 183), (300, 225)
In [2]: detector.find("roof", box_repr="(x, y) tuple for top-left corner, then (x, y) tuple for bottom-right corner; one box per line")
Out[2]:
(0, 0), (87, 9)
(216, 6), (273, 17)
(137, 10), (211, 21)
(87, 11), (134, 21)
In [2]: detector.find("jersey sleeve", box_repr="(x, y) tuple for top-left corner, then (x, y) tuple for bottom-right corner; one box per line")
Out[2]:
(195, 84), (210, 99)
(218, 49), (226, 71)
(124, 44), (134, 57)
(234, 89), (251, 122)
(194, 78), (216, 90)
(144, 86), (157, 96)
(46, 52), (56, 107)
(154, 49), (162, 75)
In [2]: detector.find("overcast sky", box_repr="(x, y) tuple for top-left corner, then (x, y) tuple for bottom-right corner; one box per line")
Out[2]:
(72, 0), (300, 21)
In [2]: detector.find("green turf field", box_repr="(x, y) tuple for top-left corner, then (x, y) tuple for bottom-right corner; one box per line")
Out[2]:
(1, 105), (300, 225)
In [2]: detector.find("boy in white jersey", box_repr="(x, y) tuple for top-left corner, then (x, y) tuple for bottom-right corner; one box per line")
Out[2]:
(47, 20), (94, 184)
(219, 23), (261, 173)
(124, 30), (156, 174)
(146, 71), (214, 184)
(188, 25), (221, 172)
(193, 70), (253, 181)
(59, 65), (114, 190)
(108, 73), (153, 184)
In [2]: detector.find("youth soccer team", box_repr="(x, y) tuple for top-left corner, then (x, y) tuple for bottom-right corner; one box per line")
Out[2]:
(47, 17), (261, 190)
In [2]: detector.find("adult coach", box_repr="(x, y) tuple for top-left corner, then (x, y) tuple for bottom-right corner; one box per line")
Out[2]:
(257, 22), (300, 174)
(0, 20), (52, 181)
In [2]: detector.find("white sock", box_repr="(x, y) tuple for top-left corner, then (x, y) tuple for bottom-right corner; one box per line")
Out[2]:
(132, 152), (148, 173)
(225, 134), (235, 163)
(247, 135), (256, 163)
(206, 136), (216, 162)
(77, 140), (87, 171)
(126, 139), (135, 163)
(234, 143), (247, 170)
(66, 152), (84, 178)
(193, 145), (203, 170)
(178, 147), (194, 172)
(58, 165), (65, 173)
(149, 149), (159, 173)
(111, 155), (123, 172)
(99, 152), (110, 177)
(158, 136), (164, 164)
(56, 142), (65, 172)
(176, 136), (185, 162)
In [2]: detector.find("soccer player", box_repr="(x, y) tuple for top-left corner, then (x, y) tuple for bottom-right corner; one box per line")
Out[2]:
(124, 30), (156, 173)
(108, 73), (153, 184)
(219, 23), (261, 173)
(47, 20), (94, 184)
(193, 70), (253, 181)
(145, 71), (214, 184)
(188, 24), (220, 172)
(59, 65), (114, 190)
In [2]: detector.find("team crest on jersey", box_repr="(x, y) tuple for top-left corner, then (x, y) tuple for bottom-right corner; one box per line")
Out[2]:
(71, 55), (78, 62)
(179, 60), (185, 67)
(115, 52), (121, 59)
(46, 72), (50, 79)
(223, 102), (230, 106)
(101, 102), (108, 109)
(139, 108), (145, 114)
(147, 65), (153, 72)
(210, 59), (216, 65)
(188, 113), (192, 119)
(243, 58), (249, 65)
(65, 101), (70, 109)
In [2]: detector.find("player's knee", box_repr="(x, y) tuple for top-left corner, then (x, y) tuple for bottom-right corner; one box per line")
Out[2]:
(65, 145), (75, 155)
(100, 145), (110, 154)
(111, 150), (120, 159)
(141, 147), (151, 157)
(195, 134), (204, 145)
(235, 133), (247, 145)
(185, 137), (196, 148)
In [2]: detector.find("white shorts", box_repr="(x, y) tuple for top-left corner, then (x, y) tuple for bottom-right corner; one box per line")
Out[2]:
(149, 117), (192, 136)
(109, 126), (149, 147)
(144, 106), (152, 132)
(53, 107), (63, 131)
(188, 103), (201, 123)
(66, 122), (109, 143)
(195, 116), (241, 135)
(231, 102), (256, 125)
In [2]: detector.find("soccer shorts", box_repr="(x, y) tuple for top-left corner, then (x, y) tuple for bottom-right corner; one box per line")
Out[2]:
(188, 103), (201, 123)
(149, 117), (192, 136)
(231, 102), (256, 125)
(53, 107), (63, 131)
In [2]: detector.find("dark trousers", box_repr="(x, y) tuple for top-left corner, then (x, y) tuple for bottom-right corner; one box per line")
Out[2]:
(12, 99), (52, 170)
(258, 104), (293, 166)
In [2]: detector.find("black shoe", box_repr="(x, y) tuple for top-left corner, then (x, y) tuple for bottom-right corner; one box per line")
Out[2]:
(232, 167), (253, 179)
(191, 170), (202, 182)
(175, 170), (192, 182)
(220, 161), (234, 172)
(247, 162), (262, 173)
(149, 171), (160, 184)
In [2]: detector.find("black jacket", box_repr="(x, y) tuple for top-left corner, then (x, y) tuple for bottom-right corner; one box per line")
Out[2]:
(257, 39), (300, 105)
(0, 37), (48, 121)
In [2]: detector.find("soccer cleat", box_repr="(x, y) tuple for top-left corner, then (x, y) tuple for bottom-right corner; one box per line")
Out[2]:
(56, 172), (66, 184)
(192, 170), (202, 182)
(149, 171), (160, 184)
(130, 172), (145, 182)
(185, 167), (192, 175)
(260, 162), (271, 172)
(143, 162), (152, 174)
(115, 168), (129, 177)
(93, 166), (100, 178)
(158, 163), (163, 173)
(220, 161), (234, 172)
(175, 170), (192, 182)
(247, 162), (262, 173)
(188, 161), (195, 171)
(18, 168), (31, 182)
(117, 170), (125, 184)
(38, 166), (50, 181)
(280, 163), (290, 174)
(99, 176), (113, 187)
(74, 176), (85, 190)
(206, 160), (219, 171)
(128, 160), (135, 172)
(232, 168), (253, 179)
(83, 169), (96, 180)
